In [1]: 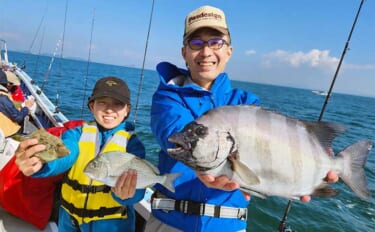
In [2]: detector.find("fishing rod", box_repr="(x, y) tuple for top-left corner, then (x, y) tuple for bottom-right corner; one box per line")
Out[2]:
(277, 0), (365, 231)
(81, 8), (96, 118)
(40, 36), (62, 92)
(132, 0), (155, 127)
(33, 27), (45, 82)
(55, 0), (69, 112)
(318, 0), (364, 121)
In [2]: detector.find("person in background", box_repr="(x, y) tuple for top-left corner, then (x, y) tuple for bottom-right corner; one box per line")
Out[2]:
(5, 69), (25, 102)
(145, 5), (339, 232)
(15, 76), (146, 232)
(0, 69), (34, 136)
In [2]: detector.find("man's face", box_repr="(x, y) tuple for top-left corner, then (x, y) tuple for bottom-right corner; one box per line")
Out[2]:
(182, 28), (232, 90)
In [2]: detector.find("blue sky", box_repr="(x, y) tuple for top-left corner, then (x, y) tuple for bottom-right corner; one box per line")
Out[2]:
(1, 0), (374, 97)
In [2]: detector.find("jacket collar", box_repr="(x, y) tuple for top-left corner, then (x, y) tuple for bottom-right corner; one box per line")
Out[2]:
(156, 61), (230, 94)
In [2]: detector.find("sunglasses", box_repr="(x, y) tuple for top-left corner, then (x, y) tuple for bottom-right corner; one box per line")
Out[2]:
(186, 38), (229, 50)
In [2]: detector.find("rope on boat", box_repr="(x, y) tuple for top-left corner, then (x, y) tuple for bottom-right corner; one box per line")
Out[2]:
(27, 6), (48, 55)
(132, 0), (155, 127)
(277, 1), (365, 231)
(80, 8), (96, 118)
(22, 5), (48, 70)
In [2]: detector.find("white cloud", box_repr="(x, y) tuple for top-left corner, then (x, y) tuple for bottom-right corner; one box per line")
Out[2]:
(263, 49), (339, 71)
(1, 32), (20, 40)
(245, 50), (256, 55)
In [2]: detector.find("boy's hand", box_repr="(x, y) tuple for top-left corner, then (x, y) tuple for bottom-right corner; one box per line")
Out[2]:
(112, 169), (137, 200)
(15, 138), (45, 176)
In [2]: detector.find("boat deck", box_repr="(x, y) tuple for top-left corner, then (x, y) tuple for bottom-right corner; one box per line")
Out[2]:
(0, 207), (57, 232)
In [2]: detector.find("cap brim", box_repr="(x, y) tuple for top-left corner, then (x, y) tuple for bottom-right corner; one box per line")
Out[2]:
(89, 92), (130, 105)
(183, 26), (229, 41)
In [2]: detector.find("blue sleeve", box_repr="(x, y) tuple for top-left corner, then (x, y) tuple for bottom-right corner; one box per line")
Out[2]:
(33, 127), (81, 177)
(111, 189), (146, 205)
(151, 91), (194, 154)
(2, 97), (29, 123)
(127, 134), (146, 159)
(232, 88), (260, 106)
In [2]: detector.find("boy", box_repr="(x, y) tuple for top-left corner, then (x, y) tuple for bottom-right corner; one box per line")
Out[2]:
(15, 76), (145, 232)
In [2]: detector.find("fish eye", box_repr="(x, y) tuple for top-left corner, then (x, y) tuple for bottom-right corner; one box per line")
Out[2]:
(92, 160), (99, 168)
(195, 126), (207, 136)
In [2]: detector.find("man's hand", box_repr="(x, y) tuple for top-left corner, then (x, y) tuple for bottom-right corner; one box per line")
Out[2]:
(197, 173), (239, 190)
(197, 170), (339, 202)
(300, 170), (339, 202)
(196, 172), (250, 200)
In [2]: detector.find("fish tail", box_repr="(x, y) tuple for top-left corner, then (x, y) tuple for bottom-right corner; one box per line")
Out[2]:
(162, 173), (181, 193)
(337, 139), (372, 200)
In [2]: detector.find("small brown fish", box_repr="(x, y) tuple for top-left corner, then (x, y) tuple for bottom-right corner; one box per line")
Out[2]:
(14, 128), (70, 163)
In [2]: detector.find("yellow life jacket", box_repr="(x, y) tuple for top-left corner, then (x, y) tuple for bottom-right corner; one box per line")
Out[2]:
(0, 112), (21, 137)
(61, 122), (132, 224)
(0, 91), (21, 137)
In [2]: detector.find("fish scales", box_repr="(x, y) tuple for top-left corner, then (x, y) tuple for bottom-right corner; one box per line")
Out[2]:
(295, 119), (317, 191)
(248, 108), (305, 195)
(229, 106), (304, 193)
(167, 105), (372, 200)
(83, 151), (180, 192)
(285, 117), (302, 190)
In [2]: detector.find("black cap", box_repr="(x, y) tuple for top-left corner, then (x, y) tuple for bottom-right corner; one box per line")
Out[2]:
(88, 76), (131, 105)
(0, 70), (8, 85)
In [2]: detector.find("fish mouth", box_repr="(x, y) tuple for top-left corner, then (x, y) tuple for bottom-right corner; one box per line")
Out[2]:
(168, 135), (214, 172)
(167, 133), (192, 155)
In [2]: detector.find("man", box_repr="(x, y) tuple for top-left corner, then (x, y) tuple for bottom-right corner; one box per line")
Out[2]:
(145, 5), (338, 232)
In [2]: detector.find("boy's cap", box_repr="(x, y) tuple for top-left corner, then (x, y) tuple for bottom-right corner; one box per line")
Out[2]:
(0, 70), (8, 85)
(183, 5), (230, 41)
(88, 76), (130, 105)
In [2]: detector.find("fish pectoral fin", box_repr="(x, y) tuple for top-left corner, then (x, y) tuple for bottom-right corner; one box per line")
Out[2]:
(240, 187), (267, 199)
(229, 157), (260, 185)
(311, 183), (339, 198)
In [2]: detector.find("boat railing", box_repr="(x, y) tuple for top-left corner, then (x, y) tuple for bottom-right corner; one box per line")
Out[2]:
(1, 39), (68, 128)
(14, 67), (68, 128)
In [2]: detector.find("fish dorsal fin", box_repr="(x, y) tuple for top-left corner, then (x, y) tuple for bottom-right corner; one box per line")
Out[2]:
(133, 156), (160, 175)
(228, 155), (260, 185)
(303, 121), (346, 148)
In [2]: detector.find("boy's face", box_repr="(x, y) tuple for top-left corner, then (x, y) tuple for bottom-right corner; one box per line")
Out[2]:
(89, 97), (130, 129)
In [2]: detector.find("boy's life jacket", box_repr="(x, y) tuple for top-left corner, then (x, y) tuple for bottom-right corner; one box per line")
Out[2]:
(61, 123), (132, 224)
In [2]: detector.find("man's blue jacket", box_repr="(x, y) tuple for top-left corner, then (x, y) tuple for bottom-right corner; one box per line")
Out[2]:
(150, 62), (260, 231)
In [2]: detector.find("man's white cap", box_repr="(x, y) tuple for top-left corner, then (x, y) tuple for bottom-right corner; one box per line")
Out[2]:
(183, 5), (230, 41)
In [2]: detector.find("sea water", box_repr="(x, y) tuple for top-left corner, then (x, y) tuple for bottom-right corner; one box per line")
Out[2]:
(9, 51), (375, 232)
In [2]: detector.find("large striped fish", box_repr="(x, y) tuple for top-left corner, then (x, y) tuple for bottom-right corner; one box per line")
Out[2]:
(167, 105), (372, 200)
